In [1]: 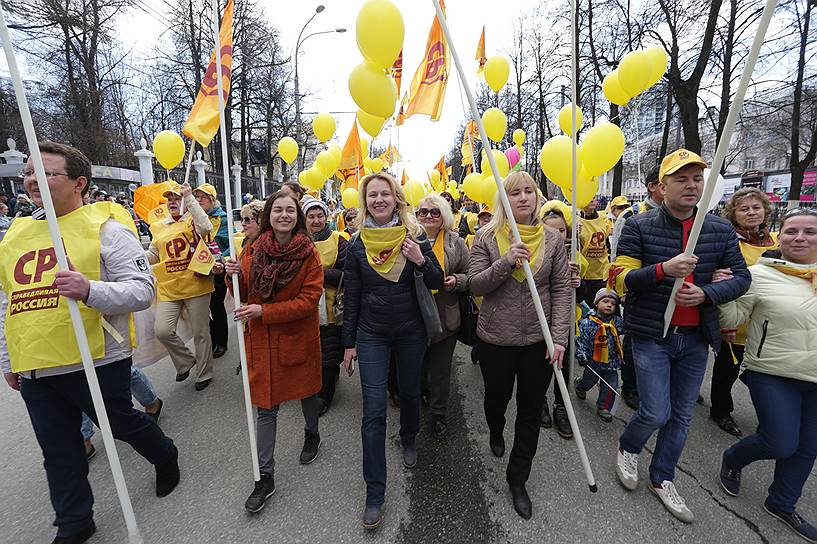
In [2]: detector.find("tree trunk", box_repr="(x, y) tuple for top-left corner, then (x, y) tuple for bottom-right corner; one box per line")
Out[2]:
(788, 0), (814, 202)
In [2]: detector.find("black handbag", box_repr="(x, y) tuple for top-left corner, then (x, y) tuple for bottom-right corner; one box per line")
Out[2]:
(414, 269), (443, 339)
(457, 295), (479, 346)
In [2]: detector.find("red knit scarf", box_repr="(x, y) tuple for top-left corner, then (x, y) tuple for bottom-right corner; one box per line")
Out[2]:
(250, 230), (314, 302)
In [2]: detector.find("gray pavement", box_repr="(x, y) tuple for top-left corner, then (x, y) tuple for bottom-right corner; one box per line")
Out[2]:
(1, 331), (813, 543)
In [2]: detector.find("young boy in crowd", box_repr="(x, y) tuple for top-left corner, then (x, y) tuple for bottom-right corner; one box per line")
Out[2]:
(574, 288), (625, 422)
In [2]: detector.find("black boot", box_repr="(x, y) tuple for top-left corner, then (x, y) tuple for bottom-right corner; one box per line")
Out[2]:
(51, 521), (96, 544)
(489, 432), (505, 457)
(244, 473), (276, 513)
(621, 390), (640, 411)
(155, 444), (180, 497)
(299, 431), (321, 464)
(553, 404), (573, 440)
(509, 484), (532, 520)
(540, 403), (552, 429)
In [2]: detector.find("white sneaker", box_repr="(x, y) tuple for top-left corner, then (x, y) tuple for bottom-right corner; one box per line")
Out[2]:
(616, 448), (639, 490)
(650, 480), (695, 523)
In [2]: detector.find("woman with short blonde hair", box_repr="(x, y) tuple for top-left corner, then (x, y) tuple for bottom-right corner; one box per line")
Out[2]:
(355, 173), (423, 238)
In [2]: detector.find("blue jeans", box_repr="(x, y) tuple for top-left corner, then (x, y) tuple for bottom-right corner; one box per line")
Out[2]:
(81, 366), (159, 440)
(619, 332), (709, 483)
(576, 366), (619, 411)
(724, 371), (817, 513)
(356, 328), (427, 506)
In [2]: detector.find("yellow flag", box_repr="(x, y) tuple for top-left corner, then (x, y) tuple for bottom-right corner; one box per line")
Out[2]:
(133, 181), (173, 223)
(378, 145), (401, 166)
(396, 93), (409, 126)
(404, 0), (450, 122)
(182, 0), (234, 147)
(336, 123), (364, 190)
(401, 170), (409, 186)
(391, 49), (403, 97)
(476, 26), (486, 77)
(435, 156), (448, 185)
(188, 238), (216, 276)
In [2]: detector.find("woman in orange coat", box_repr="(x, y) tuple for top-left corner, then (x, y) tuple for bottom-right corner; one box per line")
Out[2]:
(225, 190), (323, 514)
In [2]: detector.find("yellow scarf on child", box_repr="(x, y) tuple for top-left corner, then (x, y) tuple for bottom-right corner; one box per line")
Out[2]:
(764, 259), (817, 295)
(495, 222), (544, 282)
(360, 226), (407, 282)
(589, 314), (623, 365)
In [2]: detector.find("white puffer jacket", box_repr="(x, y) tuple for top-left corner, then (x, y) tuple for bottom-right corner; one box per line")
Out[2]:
(719, 257), (817, 384)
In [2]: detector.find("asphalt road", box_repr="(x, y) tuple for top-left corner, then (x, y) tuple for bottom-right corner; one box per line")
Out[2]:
(1, 331), (813, 544)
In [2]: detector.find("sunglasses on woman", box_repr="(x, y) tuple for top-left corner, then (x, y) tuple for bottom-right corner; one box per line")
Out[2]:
(240, 216), (257, 224)
(417, 208), (441, 218)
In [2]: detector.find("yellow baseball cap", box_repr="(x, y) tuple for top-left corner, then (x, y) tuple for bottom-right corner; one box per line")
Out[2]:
(611, 195), (629, 208)
(162, 182), (182, 198)
(659, 149), (707, 181)
(478, 205), (493, 216)
(193, 183), (217, 199)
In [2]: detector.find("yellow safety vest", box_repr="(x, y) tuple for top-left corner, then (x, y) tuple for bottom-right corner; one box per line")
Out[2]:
(580, 215), (610, 280)
(315, 231), (341, 324)
(0, 203), (138, 372)
(150, 216), (214, 302)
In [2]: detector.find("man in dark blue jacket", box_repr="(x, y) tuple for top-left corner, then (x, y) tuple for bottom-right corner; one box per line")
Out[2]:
(610, 149), (750, 524)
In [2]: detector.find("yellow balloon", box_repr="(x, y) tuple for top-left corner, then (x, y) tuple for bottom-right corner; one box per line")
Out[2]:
(312, 113), (336, 143)
(298, 170), (309, 186)
(478, 175), (498, 206)
(484, 55), (509, 93)
(152, 131), (185, 170)
(342, 187), (360, 209)
(539, 135), (583, 188)
(513, 128), (526, 146)
(602, 70), (631, 106)
(405, 180), (427, 207)
(363, 156), (374, 170)
(304, 166), (325, 190)
(482, 108), (507, 142)
(581, 122), (626, 177)
(328, 144), (343, 162)
(429, 170), (441, 187)
(480, 148), (510, 179)
(278, 136), (299, 164)
(349, 62), (397, 118)
(370, 157), (384, 172)
(316, 150), (336, 179)
(562, 175), (599, 209)
(357, 109), (387, 137)
(364, 167), (374, 176)
(558, 104), (583, 135)
(462, 172), (483, 202)
(360, 137), (370, 157)
(618, 50), (651, 97)
(356, 0), (404, 70)
(644, 46), (668, 87)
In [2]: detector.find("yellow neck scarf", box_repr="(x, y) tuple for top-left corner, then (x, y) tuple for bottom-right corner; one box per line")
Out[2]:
(430, 233), (445, 294)
(360, 226), (407, 282)
(589, 314), (623, 364)
(495, 222), (544, 282)
(765, 259), (817, 295)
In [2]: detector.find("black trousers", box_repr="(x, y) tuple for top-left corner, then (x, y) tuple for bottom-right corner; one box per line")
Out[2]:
(710, 343), (744, 418)
(209, 274), (229, 350)
(20, 358), (174, 537)
(621, 334), (638, 395)
(543, 344), (571, 406)
(480, 341), (552, 486)
(318, 326), (343, 404)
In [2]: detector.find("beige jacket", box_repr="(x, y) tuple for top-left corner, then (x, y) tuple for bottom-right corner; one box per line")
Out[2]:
(430, 230), (470, 343)
(469, 225), (572, 347)
(719, 258), (817, 384)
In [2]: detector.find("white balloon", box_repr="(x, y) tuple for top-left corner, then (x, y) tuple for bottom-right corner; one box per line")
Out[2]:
(702, 168), (726, 211)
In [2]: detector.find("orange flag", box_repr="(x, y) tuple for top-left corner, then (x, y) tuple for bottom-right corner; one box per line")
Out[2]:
(395, 93), (409, 126)
(391, 49), (403, 96)
(401, 170), (409, 186)
(404, 0), (450, 122)
(182, 0), (234, 147)
(378, 145), (401, 166)
(435, 156), (448, 185)
(133, 182), (173, 223)
(336, 124), (365, 189)
(476, 26), (487, 77)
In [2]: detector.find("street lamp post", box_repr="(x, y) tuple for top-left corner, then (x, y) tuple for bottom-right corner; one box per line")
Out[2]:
(294, 5), (345, 171)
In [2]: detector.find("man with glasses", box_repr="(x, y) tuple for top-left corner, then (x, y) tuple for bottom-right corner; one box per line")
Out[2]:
(611, 149), (751, 523)
(0, 141), (180, 544)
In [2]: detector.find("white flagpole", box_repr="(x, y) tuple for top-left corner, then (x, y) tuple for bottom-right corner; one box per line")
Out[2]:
(0, 9), (143, 543)
(209, 0), (260, 481)
(568, 0), (579, 392)
(661, 0), (778, 336)
(431, 0), (596, 492)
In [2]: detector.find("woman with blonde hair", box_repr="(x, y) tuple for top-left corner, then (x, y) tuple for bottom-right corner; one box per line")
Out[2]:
(342, 172), (443, 529)
(710, 187), (779, 437)
(469, 171), (572, 520)
(416, 192), (470, 439)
